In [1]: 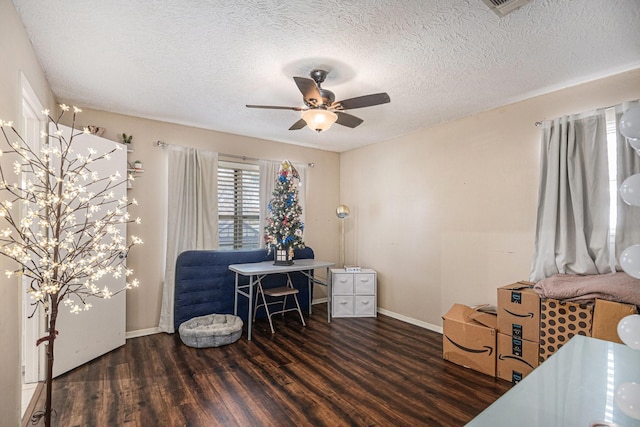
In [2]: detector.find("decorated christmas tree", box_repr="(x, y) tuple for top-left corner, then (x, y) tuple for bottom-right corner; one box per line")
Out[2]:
(264, 160), (305, 264)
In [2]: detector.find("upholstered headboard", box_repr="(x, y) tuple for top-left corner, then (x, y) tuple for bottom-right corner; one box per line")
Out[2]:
(173, 247), (314, 331)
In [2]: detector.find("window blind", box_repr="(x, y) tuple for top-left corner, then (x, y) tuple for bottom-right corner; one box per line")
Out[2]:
(217, 161), (260, 250)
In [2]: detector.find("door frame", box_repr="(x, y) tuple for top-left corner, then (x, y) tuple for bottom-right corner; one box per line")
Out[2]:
(20, 72), (46, 384)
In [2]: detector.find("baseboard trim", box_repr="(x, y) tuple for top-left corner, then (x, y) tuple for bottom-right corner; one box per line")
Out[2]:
(376, 308), (443, 334)
(126, 327), (161, 339)
(313, 299), (442, 334)
(21, 382), (44, 427)
(128, 304), (442, 338)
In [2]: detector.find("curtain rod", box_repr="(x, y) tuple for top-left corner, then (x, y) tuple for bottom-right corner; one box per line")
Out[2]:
(155, 140), (315, 167)
(534, 101), (636, 127)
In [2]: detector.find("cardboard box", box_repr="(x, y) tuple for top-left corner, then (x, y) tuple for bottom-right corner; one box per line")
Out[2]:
(442, 304), (497, 377)
(497, 282), (541, 342)
(539, 298), (593, 363)
(592, 299), (638, 344)
(496, 333), (539, 383)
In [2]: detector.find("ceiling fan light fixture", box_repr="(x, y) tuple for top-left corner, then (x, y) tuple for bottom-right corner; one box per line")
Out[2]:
(302, 109), (337, 132)
(247, 69), (390, 132)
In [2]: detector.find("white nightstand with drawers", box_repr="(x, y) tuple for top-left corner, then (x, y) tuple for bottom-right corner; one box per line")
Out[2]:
(331, 268), (377, 318)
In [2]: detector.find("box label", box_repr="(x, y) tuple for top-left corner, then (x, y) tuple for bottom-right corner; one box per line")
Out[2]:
(511, 291), (522, 304)
(511, 337), (522, 357)
(512, 371), (523, 384)
(512, 323), (522, 338)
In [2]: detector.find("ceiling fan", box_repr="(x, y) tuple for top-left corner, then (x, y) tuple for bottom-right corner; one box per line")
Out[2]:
(246, 69), (390, 132)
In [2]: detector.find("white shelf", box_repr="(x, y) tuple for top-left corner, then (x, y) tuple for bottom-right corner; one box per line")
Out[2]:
(331, 268), (377, 318)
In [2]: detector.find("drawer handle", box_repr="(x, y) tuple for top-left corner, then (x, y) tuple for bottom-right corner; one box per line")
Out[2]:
(340, 301), (348, 305)
(359, 278), (369, 283)
(361, 301), (369, 305)
(339, 278), (348, 283)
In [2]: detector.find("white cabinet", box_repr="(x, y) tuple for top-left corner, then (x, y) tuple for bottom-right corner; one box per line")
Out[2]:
(331, 269), (377, 318)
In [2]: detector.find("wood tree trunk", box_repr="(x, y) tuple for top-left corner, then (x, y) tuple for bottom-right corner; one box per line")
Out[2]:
(44, 301), (57, 427)
(32, 294), (59, 427)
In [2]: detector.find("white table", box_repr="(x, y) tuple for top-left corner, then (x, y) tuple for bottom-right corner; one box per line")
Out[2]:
(229, 259), (334, 340)
(467, 335), (640, 427)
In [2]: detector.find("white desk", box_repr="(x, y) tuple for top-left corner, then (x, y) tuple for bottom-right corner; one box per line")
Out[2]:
(229, 259), (334, 340)
(467, 335), (640, 427)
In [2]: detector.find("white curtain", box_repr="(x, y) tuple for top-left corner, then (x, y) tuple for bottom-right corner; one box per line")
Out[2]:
(258, 160), (280, 248)
(530, 109), (610, 282)
(615, 100), (640, 265)
(159, 145), (218, 333)
(258, 160), (307, 248)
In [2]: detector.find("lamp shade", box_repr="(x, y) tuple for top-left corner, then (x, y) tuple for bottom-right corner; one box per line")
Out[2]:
(336, 205), (350, 219)
(302, 109), (338, 132)
(628, 137), (640, 152)
(620, 174), (640, 207)
(618, 314), (640, 350)
(620, 244), (640, 279)
(620, 105), (640, 140)
(615, 382), (640, 420)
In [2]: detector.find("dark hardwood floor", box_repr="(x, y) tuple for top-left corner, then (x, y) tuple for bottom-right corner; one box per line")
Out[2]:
(27, 305), (512, 426)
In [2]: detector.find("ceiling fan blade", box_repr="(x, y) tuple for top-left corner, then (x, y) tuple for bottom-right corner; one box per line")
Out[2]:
(246, 104), (304, 111)
(335, 111), (364, 128)
(293, 77), (322, 107)
(332, 92), (390, 110)
(289, 119), (307, 130)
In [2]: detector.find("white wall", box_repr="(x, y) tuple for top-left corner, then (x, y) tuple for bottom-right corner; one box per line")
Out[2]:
(340, 68), (640, 329)
(0, 1), (55, 425)
(4, 0), (640, 422)
(61, 108), (341, 333)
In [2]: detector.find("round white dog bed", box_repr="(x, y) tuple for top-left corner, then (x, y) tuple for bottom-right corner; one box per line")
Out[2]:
(178, 313), (243, 348)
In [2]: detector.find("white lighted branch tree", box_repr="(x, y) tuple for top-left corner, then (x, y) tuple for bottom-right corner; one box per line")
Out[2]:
(0, 105), (142, 427)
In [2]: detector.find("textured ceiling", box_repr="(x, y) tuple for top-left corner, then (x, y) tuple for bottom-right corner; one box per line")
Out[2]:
(11, 0), (640, 152)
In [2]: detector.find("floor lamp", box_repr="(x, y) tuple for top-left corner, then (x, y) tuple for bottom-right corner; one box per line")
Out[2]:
(336, 205), (350, 268)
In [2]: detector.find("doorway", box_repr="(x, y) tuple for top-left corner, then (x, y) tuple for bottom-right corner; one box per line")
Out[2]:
(19, 73), (45, 416)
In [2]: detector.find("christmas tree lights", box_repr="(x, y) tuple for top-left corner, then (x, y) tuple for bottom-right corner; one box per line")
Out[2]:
(264, 160), (304, 264)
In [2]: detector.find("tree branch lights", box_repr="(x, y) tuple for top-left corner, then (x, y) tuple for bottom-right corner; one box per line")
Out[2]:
(0, 104), (142, 426)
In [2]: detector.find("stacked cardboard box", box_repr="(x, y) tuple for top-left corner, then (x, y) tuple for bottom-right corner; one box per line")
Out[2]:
(538, 298), (593, 362)
(442, 282), (638, 381)
(442, 304), (497, 376)
(496, 282), (540, 383)
(592, 299), (638, 344)
(539, 298), (638, 362)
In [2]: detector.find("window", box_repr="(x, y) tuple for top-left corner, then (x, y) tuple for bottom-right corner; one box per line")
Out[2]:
(531, 103), (640, 281)
(606, 107), (618, 267)
(605, 105), (639, 271)
(217, 161), (260, 250)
